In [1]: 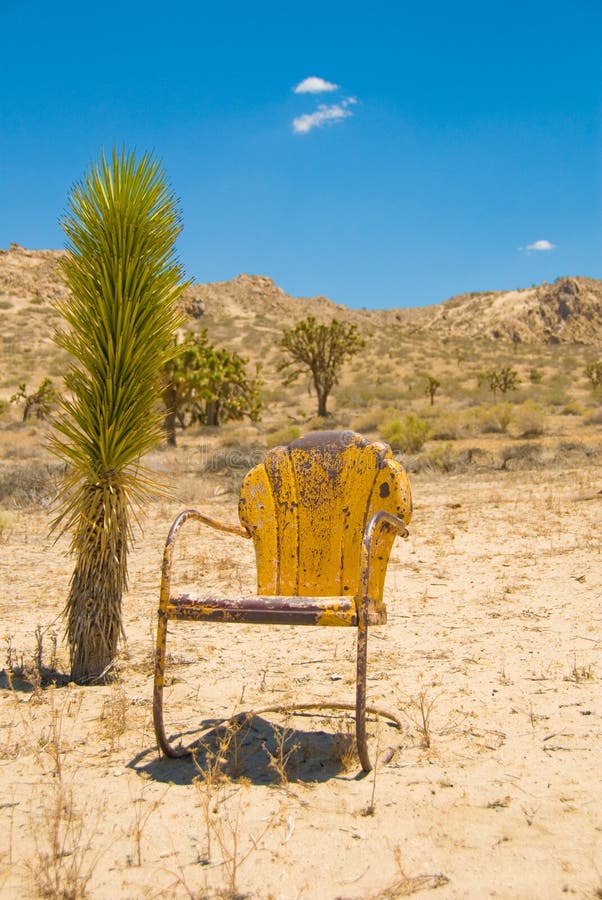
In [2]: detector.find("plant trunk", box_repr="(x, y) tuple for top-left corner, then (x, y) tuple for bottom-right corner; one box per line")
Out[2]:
(65, 480), (128, 682)
(317, 391), (328, 417)
(163, 383), (178, 446)
(164, 409), (177, 446)
(205, 399), (220, 426)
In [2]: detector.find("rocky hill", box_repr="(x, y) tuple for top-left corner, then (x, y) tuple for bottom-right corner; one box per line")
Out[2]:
(0, 245), (69, 304)
(1, 243), (602, 346)
(391, 277), (602, 344)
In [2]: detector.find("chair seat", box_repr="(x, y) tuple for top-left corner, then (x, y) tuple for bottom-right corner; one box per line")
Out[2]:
(165, 594), (388, 626)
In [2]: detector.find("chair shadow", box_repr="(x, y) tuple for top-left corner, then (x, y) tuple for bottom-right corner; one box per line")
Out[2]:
(128, 713), (368, 785)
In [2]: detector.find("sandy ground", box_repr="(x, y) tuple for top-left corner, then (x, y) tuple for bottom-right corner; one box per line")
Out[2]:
(1, 460), (602, 899)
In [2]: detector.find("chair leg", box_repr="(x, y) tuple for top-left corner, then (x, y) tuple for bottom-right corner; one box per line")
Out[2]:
(153, 610), (190, 759)
(355, 623), (372, 772)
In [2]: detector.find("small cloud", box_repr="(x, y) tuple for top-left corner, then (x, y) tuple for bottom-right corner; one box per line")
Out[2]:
(292, 97), (357, 134)
(293, 76), (339, 94)
(526, 239), (556, 252)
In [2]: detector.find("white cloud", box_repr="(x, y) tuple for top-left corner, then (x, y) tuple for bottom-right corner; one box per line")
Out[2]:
(293, 76), (339, 94)
(292, 97), (357, 134)
(526, 239), (555, 251)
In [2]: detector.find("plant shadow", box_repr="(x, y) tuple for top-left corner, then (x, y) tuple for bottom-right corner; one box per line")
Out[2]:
(0, 667), (71, 692)
(129, 712), (366, 785)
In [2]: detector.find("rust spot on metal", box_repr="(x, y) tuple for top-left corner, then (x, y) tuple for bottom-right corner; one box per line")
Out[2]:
(288, 430), (367, 453)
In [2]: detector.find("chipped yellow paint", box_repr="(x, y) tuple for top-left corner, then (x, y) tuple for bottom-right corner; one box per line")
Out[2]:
(239, 431), (412, 605)
(365, 456), (412, 599)
(239, 465), (280, 595)
(316, 606), (356, 627)
(263, 446), (300, 595)
(166, 602), (217, 618)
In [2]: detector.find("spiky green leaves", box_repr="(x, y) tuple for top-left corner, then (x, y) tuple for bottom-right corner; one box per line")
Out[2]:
(50, 148), (189, 680)
(52, 149), (188, 509)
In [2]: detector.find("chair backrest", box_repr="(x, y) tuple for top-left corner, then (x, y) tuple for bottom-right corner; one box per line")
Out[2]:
(238, 431), (412, 599)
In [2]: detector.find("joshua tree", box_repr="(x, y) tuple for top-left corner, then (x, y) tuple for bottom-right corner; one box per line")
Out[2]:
(478, 366), (520, 401)
(161, 331), (262, 444)
(11, 377), (60, 421)
(424, 375), (440, 406)
(279, 316), (364, 417)
(51, 148), (188, 682)
(585, 361), (602, 391)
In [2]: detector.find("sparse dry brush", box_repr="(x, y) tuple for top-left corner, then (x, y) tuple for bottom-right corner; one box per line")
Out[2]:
(1, 244), (602, 475)
(2, 249), (602, 897)
(0, 676), (103, 898)
(28, 781), (100, 900)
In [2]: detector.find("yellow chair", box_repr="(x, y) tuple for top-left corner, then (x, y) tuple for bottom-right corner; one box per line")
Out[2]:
(153, 430), (412, 771)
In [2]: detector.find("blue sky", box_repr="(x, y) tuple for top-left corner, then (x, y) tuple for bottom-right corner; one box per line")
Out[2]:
(1, 1), (600, 309)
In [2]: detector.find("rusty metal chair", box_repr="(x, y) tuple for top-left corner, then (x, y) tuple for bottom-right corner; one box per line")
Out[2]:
(153, 430), (412, 771)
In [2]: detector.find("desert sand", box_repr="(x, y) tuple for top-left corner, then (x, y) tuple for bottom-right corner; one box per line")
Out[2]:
(1, 444), (601, 899)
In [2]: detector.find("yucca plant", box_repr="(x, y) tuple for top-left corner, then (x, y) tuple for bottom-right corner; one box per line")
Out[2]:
(51, 148), (188, 682)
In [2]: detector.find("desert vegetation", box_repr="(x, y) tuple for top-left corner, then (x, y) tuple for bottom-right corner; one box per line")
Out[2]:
(49, 149), (188, 682)
(0, 243), (601, 896)
(279, 316), (365, 417)
(162, 330), (262, 445)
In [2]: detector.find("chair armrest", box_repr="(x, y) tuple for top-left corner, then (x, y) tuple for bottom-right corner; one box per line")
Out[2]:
(358, 511), (409, 624)
(159, 509), (249, 609)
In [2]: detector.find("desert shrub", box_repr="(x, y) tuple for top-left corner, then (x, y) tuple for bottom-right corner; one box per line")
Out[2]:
(402, 443), (487, 474)
(0, 461), (64, 507)
(544, 387), (569, 407)
(429, 411), (468, 441)
(585, 408), (602, 426)
(201, 441), (266, 473)
(337, 382), (401, 408)
(262, 386), (292, 404)
(422, 442), (461, 472)
(352, 409), (385, 433)
(305, 415), (350, 432)
(473, 402), (514, 434)
(500, 443), (544, 470)
(546, 371), (571, 389)
(529, 367), (544, 384)
(561, 401), (583, 416)
(512, 403), (546, 437)
(557, 440), (589, 454)
(442, 373), (473, 400)
(266, 425), (301, 448)
(1, 442), (43, 460)
(218, 426), (262, 448)
(380, 413), (430, 452)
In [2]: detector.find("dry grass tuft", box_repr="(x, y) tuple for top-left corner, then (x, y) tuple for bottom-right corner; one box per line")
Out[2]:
(98, 681), (128, 750)
(28, 783), (101, 899)
(403, 691), (440, 750)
